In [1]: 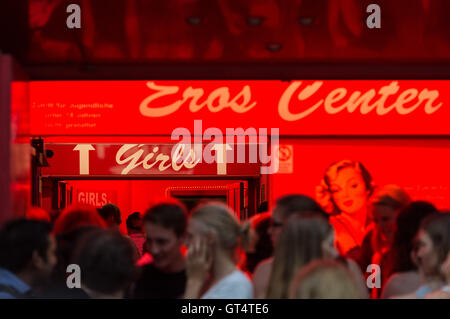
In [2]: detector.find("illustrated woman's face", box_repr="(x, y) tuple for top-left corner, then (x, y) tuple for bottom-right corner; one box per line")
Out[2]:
(329, 167), (369, 215)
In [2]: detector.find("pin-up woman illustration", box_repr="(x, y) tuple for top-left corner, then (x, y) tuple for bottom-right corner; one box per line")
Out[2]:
(315, 160), (374, 256)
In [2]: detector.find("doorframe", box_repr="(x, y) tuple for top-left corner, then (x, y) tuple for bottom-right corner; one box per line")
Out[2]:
(40, 175), (262, 218)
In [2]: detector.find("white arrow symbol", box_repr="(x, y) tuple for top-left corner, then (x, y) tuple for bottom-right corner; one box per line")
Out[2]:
(211, 143), (232, 175)
(73, 144), (95, 175)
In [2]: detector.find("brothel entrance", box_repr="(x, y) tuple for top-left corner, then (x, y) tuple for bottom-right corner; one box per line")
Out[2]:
(33, 138), (270, 227)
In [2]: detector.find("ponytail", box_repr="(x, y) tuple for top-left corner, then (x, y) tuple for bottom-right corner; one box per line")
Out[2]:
(239, 221), (252, 252)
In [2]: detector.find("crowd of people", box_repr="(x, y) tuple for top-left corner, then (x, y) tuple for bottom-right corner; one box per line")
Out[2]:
(0, 187), (449, 299)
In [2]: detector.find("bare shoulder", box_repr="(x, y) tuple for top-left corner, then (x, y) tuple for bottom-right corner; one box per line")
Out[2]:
(389, 292), (417, 299)
(252, 257), (273, 280)
(424, 290), (450, 299)
(252, 257), (274, 299)
(344, 259), (369, 299)
(346, 259), (363, 274)
(381, 272), (420, 299)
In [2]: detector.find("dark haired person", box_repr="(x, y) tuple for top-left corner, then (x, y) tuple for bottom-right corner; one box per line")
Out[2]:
(126, 212), (145, 258)
(393, 212), (450, 299)
(425, 213), (450, 299)
(0, 219), (57, 298)
(41, 204), (106, 298)
(381, 201), (437, 298)
(133, 201), (188, 299)
(98, 203), (122, 231)
(359, 184), (411, 298)
(243, 212), (273, 274)
(54, 204), (106, 236)
(72, 229), (139, 298)
(252, 194), (327, 298)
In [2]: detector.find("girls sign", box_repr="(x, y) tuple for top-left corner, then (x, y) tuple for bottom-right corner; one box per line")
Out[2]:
(29, 80), (450, 136)
(41, 143), (262, 177)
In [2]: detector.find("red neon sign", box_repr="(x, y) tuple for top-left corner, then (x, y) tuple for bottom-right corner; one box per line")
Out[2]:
(29, 80), (450, 136)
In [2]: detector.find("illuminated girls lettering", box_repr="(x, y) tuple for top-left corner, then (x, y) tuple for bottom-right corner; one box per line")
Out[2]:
(278, 81), (443, 121)
(115, 144), (199, 175)
(139, 82), (257, 117)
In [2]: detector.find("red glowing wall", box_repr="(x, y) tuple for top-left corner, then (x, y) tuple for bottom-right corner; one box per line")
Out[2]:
(63, 179), (245, 234)
(272, 138), (450, 211)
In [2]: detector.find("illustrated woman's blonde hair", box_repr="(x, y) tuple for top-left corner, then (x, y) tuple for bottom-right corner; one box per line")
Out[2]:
(266, 212), (332, 299)
(316, 160), (374, 215)
(289, 259), (364, 299)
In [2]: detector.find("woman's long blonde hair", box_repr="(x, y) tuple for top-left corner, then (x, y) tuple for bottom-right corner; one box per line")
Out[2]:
(266, 212), (332, 299)
(289, 259), (364, 299)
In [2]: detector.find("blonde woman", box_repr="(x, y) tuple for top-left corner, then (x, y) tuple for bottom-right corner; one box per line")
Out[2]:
(184, 202), (253, 299)
(290, 259), (366, 299)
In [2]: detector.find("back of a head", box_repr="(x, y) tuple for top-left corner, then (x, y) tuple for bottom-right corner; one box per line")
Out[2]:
(26, 207), (51, 223)
(144, 201), (187, 237)
(191, 202), (247, 252)
(370, 184), (411, 211)
(290, 259), (364, 299)
(72, 229), (139, 296)
(396, 201), (438, 241)
(274, 194), (327, 221)
(251, 212), (273, 252)
(53, 225), (103, 280)
(419, 212), (450, 265)
(98, 203), (122, 225)
(126, 212), (142, 231)
(245, 212), (273, 272)
(391, 201), (437, 272)
(266, 212), (332, 299)
(277, 212), (332, 258)
(0, 219), (52, 273)
(53, 204), (106, 236)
